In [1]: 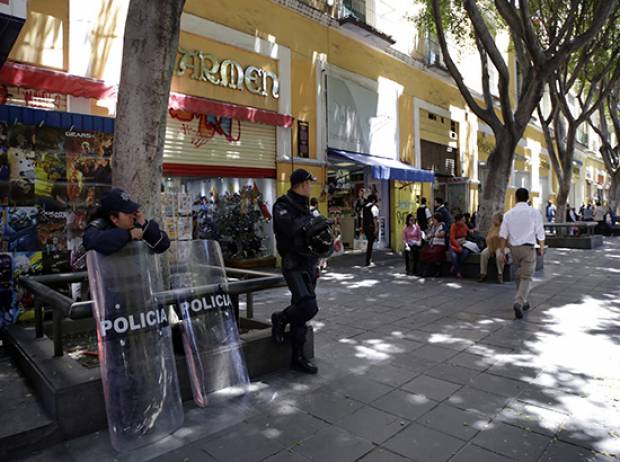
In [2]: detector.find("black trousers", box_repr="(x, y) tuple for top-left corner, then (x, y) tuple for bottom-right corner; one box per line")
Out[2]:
(365, 232), (376, 266)
(404, 247), (421, 274)
(282, 257), (319, 351)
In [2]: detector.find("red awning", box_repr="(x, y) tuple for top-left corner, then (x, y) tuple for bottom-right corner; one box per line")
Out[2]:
(0, 61), (116, 100)
(169, 92), (293, 128)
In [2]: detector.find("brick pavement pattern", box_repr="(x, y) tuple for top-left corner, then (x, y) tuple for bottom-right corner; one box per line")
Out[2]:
(17, 241), (620, 462)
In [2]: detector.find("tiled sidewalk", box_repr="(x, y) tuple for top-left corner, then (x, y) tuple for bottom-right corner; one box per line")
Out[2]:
(18, 241), (620, 462)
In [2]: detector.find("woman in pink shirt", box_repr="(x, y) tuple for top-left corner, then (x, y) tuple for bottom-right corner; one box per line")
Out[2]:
(403, 214), (424, 275)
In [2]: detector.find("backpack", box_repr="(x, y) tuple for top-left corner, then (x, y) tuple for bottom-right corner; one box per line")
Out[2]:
(363, 203), (375, 234)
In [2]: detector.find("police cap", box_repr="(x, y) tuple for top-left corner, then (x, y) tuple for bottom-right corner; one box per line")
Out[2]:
(101, 188), (140, 214)
(290, 168), (316, 187)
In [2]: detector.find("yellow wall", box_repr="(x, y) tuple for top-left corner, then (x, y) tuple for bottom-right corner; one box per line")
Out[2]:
(9, 0), (68, 71)
(290, 53), (317, 158)
(391, 181), (423, 252)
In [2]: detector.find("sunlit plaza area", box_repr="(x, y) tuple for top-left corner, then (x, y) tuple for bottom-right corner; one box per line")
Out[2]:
(3, 242), (618, 461)
(1, 0), (620, 460)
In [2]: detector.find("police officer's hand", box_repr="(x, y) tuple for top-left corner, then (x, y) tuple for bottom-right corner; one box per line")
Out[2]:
(134, 211), (146, 226)
(130, 228), (143, 240)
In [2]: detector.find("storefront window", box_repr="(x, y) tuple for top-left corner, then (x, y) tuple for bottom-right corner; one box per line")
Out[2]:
(162, 176), (275, 265)
(327, 165), (388, 250)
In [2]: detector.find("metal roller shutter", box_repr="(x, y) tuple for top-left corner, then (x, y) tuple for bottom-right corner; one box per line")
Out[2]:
(163, 114), (277, 169)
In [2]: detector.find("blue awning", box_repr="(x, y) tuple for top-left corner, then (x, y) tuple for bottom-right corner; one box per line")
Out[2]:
(328, 148), (434, 183)
(0, 104), (115, 133)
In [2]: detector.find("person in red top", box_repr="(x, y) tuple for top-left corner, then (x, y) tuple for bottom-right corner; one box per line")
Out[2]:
(449, 213), (471, 278)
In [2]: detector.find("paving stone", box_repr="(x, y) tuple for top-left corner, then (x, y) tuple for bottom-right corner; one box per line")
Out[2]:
(294, 389), (364, 423)
(400, 374), (461, 402)
(448, 443), (514, 462)
(539, 440), (616, 462)
(468, 372), (530, 398)
(200, 421), (285, 462)
(486, 362), (540, 381)
(497, 399), (568, 436)
(325, 375), (394, 404)
(389, 354), (440, 374)
(293, 426), (374, 462)
(242, 408), (329, 447)
(263, 449), (312, 462)
(558, 421), (620, 457)
(336, 405), (409, 444)
(447, 386), (509, 418)
(149, 441), (216, 462)
(357, 364), (420, 388)
(426, 363), (480, 385)
(357, 447), (413, 461)
(383, 423), (465, 462)
(449, 352), (493, 371)
(417, 403), (490, 440)
(471, 421), (551, 461)
(410, 344), (459, 362)
(371, 389), (438, 421)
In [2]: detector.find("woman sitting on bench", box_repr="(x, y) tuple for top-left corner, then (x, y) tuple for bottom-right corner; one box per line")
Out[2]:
(479, 212), (509, 284)
(420, 213), (447, 277)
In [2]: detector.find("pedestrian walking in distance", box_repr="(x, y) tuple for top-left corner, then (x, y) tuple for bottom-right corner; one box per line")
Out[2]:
(499, 188), (545, 319)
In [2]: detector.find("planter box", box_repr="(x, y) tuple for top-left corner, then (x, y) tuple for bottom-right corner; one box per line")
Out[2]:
(3, 318), (312, 440)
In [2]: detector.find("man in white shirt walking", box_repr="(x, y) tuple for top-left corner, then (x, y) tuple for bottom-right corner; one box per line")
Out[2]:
(499, 188), (545, 319)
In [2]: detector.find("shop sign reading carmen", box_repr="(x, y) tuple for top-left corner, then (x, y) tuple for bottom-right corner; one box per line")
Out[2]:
(176, 48), (280, 99)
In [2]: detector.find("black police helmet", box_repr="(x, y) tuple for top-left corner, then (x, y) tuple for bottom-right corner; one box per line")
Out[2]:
(302, 216), (334, 258)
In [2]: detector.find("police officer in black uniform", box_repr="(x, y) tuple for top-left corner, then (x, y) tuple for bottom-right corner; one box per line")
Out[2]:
(271, 169), (332, 374)
(83, 188), (170, 255)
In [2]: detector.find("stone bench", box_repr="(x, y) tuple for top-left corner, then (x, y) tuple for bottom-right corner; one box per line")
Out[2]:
(438, 250), (544, 282)
(546, 234), (603, 249)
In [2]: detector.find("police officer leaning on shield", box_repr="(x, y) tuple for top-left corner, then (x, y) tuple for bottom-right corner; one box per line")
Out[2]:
(271, 169), (334, 374)
(83, 188), (170, 255)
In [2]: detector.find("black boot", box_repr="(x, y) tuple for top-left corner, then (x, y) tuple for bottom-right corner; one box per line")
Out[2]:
(271, 311), (286, 344)
(291, 346), (318, 374)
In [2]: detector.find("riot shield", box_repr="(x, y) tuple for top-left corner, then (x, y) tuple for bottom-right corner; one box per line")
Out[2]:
(168, 240), (249, 407)
(87, 242), (183, 453)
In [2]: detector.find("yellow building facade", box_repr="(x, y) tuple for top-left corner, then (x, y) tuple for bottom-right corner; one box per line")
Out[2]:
(2, 0), (611, 259)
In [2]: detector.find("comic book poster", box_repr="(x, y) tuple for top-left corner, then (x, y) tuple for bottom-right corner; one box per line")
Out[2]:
(13, 251), (42, 318)
(66, 208), (89, 241)
(4, 207), (40, 252)
(35, 127), (68, 212)
(0, 253), (14, 327)
(7, 125), (36, 206)
(64, 130), (112, 208)
(37, 210), (68, 252)
(0, 122), (9, 205)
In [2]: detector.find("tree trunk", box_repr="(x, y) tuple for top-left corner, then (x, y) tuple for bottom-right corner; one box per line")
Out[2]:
(478, 133), (518, 233)
(112, 0), (186, 218)
(610, 170), (620, 215)
(555, 178), (571, 230)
